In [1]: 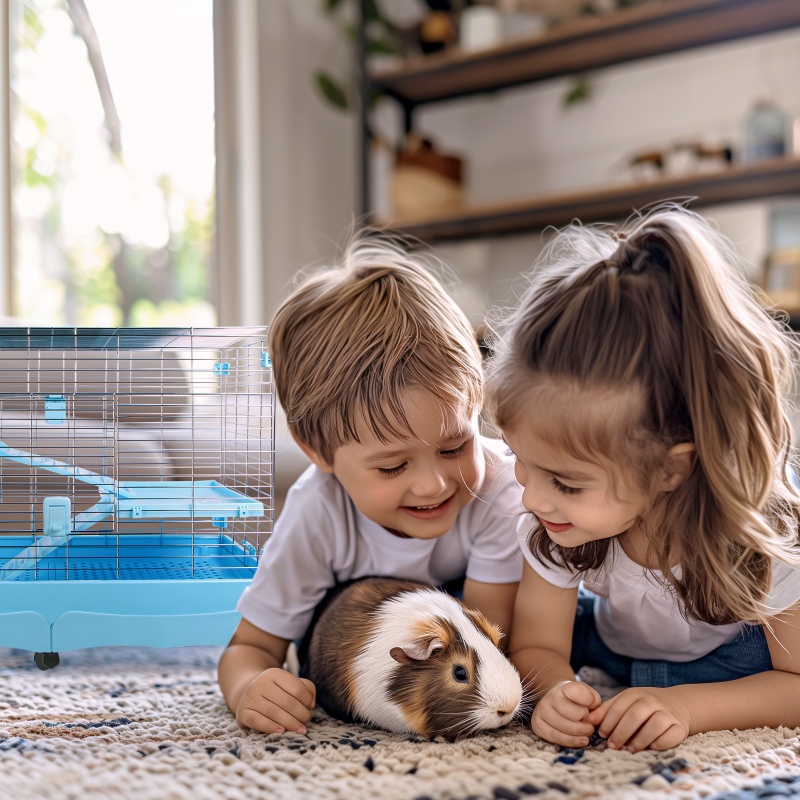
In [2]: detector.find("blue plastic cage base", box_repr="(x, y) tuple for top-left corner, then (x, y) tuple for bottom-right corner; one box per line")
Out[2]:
(0, 533), (259, 581)
(0, 534), (258, 653)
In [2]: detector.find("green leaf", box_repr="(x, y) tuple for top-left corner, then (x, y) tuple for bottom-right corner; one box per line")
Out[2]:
(324, 0), (347, 14)
(363, 0), (382, 24)
(315, 72), (349, 110)
(564, 75), (591, 106)
(367, 38), (402, 56)
(367, 86), (384, 112)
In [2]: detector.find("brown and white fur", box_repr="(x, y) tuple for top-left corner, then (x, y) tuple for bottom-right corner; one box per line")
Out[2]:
(305, 577), (522, 740)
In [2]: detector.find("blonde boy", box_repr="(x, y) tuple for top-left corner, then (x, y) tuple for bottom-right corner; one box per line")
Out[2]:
(218, 238), (522, 735)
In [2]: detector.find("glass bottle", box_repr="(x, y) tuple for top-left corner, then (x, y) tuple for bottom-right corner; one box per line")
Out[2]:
(742, 100), (788, 163)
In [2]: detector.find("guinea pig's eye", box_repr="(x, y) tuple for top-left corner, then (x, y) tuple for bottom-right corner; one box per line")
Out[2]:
(452, 664), (469, 683)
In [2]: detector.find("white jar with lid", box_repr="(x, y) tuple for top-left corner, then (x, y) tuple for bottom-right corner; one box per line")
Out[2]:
(459, 5), (504, 52)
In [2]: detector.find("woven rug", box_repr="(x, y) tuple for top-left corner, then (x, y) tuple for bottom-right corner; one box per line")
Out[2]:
(1, 646), (799, 800)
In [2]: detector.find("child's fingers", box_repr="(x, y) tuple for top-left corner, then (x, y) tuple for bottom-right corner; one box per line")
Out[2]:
(585, 702), (608, 726)
(553, 693), (599, 724)
(299, 678), (317, 709)
(237, 705), (290, 735)
(532, 714), (592, 749)
(621, 711), (675, 754)
(274, 693), (314, 728)
(595, 692), (635, 739)
(256, 685), (313, 733)
(538, 705), (595, 737)
(272, 670), (316, 708)
(648, 722), (687, 752)
(601, 698), (660, 751)
(252, 695), (311, 734)
(561, 680), (602, 710)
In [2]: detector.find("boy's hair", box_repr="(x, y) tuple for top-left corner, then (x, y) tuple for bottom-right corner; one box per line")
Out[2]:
(486, 204), (800, 626)
(269, 235), (483, 464)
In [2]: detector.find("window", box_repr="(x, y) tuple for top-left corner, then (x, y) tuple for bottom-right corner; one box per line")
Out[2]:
(9, 0), (216, 325)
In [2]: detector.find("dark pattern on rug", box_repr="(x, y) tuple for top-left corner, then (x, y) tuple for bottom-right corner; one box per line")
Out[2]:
(0, 646), (798, 800)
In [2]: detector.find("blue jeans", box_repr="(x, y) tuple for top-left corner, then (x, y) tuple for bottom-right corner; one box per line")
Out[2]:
(570, 592), (773, 687)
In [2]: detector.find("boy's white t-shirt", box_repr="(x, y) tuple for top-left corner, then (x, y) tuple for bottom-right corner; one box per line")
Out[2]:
(517, 518), (800, 661)
(237, 438), (524, 641)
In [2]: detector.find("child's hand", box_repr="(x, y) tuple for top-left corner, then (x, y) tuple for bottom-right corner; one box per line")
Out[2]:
(531, 680), (602, 747)
(235, 667), (316, 735)
(585, 686), (691, 753)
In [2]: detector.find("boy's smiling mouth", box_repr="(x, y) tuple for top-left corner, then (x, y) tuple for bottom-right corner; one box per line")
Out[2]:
(402, 495), (454, 519)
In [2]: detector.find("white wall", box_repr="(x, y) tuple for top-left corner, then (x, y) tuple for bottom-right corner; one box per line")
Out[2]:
(258, 2), (361, 321)
(220, 0), (359, 327)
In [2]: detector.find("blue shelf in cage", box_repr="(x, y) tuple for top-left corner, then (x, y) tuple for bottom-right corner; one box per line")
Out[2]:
(117, 481), (264, 520)
(0, 533), (258, 652)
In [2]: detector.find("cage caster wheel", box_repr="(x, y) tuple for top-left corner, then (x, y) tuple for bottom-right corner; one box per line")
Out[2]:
(34, 652), (60, 670)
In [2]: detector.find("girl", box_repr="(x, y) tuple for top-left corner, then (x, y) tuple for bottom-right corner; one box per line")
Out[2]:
(486, 205), (800, 753)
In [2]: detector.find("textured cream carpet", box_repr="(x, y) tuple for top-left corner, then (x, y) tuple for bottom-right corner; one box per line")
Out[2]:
(0, 645), (798, 800)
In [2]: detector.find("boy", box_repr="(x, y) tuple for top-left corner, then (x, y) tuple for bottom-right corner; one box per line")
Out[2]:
(218, 238), (522, 735)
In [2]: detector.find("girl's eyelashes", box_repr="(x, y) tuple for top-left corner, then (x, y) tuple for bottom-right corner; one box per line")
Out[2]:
(502, 446), (581, 493)
(378, 463), (407, 476)
(440, 440), (468, 458)
(551, 476), (581, 495)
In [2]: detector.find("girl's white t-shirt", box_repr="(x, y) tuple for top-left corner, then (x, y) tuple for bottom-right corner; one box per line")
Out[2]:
(517, 518), (800, 661)
(237, 438), (524, 641)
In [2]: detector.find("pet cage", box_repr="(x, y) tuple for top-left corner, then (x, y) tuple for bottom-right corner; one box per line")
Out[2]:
(0, 327), (273, 669)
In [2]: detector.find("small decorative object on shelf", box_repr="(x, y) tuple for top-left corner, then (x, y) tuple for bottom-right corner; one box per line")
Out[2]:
(519, 0), (585, 25)
(626, 148), (667, 181)
(670, 141), (733, 174)
(518, 0), (652, 27)
(391, 132), (464, 220)
(742, 100), (789, 164)
(761, 246), (800, 312)
(626, 141), (733, 181)
(495, 0), (548, 43)
(419, 1), (460, 54)
(459, 3), (504, 52)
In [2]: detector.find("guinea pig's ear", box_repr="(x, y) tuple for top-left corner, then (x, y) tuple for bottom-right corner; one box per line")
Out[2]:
(389, 637), (444, 665)
(463, 608), (503, 648)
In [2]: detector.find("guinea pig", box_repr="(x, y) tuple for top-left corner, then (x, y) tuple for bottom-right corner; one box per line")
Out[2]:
(304, 576), (523, 740)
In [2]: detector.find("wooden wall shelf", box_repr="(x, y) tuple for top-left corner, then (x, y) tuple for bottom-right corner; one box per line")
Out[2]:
(371, 0), (800, 106)
(378, 157), (800, 243)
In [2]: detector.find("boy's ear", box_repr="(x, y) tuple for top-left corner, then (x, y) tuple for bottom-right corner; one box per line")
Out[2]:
(290, 430), (335, 474)
(658, 442), (695, 492)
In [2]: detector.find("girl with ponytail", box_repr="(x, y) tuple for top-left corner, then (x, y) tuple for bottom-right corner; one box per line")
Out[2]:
(487, 204), (800, 752)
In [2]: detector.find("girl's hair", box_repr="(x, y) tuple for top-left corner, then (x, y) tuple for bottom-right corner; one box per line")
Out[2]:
(486, 204), (800, 626)
(269, 234), (483, 464)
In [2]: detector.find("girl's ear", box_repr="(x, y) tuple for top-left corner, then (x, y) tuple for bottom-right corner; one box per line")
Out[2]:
(290, 430), (335, 474)
(659, 442), (695, 491)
